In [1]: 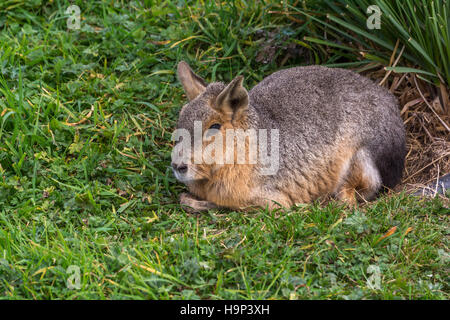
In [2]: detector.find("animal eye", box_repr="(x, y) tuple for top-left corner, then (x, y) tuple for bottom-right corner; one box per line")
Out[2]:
(209, 123), (221, 130)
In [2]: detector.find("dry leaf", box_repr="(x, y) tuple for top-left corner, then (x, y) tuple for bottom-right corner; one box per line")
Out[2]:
(375, 226), (397, 244)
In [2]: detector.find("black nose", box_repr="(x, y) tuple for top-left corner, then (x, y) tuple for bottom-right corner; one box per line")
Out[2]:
(172, 163), (188, 174)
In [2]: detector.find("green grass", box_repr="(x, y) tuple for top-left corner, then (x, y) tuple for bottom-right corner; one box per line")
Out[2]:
(0, 0), (448, 299)
(292, 0), (450, 87)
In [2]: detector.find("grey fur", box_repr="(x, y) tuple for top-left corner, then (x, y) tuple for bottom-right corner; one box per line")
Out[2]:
(174, 64), (406, 209)
(250, 66), (406, 188)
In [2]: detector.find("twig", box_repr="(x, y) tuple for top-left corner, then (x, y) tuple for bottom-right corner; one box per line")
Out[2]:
(379, 42), (405, 86)
(403, 152), (450, 183)
(413, 75), (450, 132)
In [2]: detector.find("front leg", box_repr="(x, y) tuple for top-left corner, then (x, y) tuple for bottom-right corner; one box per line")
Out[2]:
(179, 192), (219, 213)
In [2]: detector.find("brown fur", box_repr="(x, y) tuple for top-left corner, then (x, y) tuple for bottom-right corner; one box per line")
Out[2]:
(272, 141), (357, 206)
(172, 62), (406, 212)
(181, 105), (256, 210)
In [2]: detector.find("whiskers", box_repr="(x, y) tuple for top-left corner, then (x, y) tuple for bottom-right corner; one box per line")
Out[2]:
(190, 165), (212, 180)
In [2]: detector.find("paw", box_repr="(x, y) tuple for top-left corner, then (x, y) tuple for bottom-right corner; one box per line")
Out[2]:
(336, 188), (358, 208)
(179, 192), (196, 205)
(179, 192), (218, 213)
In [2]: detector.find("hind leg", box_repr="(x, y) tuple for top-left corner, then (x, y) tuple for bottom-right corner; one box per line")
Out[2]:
(336, 149), (381, 205)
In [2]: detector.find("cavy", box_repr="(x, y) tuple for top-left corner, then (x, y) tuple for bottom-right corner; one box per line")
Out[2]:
(172, 61), (406, 212)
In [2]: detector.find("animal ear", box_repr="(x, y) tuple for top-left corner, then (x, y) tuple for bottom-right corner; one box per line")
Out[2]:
(213, 76), (248, 120)
(177, 61), (207, 101)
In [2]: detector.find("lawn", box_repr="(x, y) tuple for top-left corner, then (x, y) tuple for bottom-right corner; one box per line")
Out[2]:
(0, 0), (448, 299)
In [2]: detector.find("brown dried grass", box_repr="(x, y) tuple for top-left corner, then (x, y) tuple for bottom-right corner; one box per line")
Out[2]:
(363, 67), (450, 199)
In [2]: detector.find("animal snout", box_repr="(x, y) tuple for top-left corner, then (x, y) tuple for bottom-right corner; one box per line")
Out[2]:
(171, 162), (188, 174)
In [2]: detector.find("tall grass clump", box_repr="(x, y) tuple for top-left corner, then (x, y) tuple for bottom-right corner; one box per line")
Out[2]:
(292, 0), (449, 88)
